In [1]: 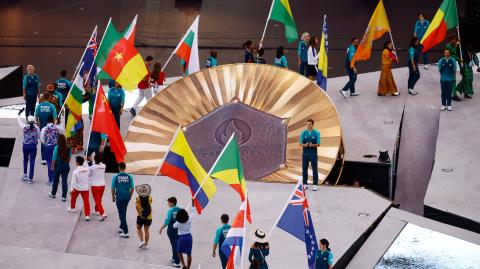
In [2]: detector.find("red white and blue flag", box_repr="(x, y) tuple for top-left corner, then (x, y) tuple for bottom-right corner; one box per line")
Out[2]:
(275, 181), (319, 269)
(221, 199), (247, 269)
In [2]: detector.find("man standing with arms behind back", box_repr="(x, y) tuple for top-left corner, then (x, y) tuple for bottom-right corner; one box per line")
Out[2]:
(23, 65), (40, 117)
(300, 119), (321, 191)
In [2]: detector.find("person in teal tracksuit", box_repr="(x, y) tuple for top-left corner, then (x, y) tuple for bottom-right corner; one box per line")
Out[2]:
(55, 70), (72, 106)
(414, 14), (430, 67)
(23, 65), (40, 117)
(314, 238), (333, 269)
(438, 49), (457, 111)
(87, 131), (106, 158)
(298, 32), (310, 76)
(112, 162), (134, 238)
(205, 50), (218, 68)
(159, 197), (181, 267)
(107, 80), (125, 130)
(212, 214), (231, 269)
(300, 119), (321, 190)
(35, 96), (57, 163)
(274, 46), (288, 68)
(340, 38), (360, 97)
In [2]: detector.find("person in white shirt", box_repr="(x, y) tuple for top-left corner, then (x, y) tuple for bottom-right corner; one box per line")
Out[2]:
(88, 154), (107, 221)
(307, 36), (319, 81)
(174, 208), (196, 269)
(69, 156), (91, 221)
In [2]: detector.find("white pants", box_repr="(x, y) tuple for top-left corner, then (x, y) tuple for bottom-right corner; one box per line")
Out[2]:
(132, 88), (153, 110)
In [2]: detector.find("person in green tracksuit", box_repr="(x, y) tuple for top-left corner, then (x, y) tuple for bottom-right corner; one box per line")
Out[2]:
(212, 214), (231, 269)
(456, 43), (479, 99)
(314, 238), (333, 269)
(445, 35), (461, 101)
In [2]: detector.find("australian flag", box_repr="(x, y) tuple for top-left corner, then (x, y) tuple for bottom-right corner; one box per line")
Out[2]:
(277, 181), (319, 269)
(78, 26), (97, 88)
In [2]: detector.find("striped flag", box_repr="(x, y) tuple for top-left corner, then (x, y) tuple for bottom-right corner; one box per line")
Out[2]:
(317, 15), (328, 90)
(173, 15), (200, 75)
(221, 199), (248, 269)
(420, 0), (458, 52)
(268, 0), (298, 43)
(65, 26), (97, 138)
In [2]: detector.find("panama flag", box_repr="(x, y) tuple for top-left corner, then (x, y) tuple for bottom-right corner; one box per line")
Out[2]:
(173, 15), (200, 75)
(317, 15), (328, 91)
(221, 199), (248, 269)
(272, 181), (319, 269)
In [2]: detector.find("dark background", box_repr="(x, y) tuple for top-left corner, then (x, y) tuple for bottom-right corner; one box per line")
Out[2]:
(0, 0), (477, 86)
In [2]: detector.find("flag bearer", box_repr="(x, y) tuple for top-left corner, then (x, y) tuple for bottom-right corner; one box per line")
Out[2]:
(107, 80), (125, 130)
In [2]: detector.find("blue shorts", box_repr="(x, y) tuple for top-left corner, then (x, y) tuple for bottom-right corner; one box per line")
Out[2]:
(177, 233), (193, 255)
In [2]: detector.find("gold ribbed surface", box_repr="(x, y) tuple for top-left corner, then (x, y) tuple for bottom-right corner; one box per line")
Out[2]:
(124, 63), (342, 183)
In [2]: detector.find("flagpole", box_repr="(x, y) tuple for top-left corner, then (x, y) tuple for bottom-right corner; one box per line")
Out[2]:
(71, 25), (98, 81)
(241, 192), (248, 269)
(456, 28), (463, 62)
(84, 83), (101, 158)
(161, 52), (176, 72)
(388, 31), (398, 59)
(259, 0), (275, 49)
(268, 180), (302, 237)
(149, 126), (182, 185)
(186, 133), (236, 211)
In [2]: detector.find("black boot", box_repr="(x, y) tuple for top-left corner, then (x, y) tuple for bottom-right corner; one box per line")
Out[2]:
(452, 95), (462, 102)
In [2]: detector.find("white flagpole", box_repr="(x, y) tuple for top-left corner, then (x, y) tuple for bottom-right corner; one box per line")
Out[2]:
(149, 126), (182, 185)
(186, 133), (236, 211)
(456, 28), (463, 62)
(84, 83), (101, 158)
(240, 192), (248, 269)
(388, 31), (398, 59)
(259, 0), (275, 49)
(268, 180), (302, 237)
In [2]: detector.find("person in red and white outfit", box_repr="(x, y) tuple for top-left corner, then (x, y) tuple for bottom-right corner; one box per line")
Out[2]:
(130, 55), (154, 117)
(68, 156), (91, 221)
(88, 154), (107, 221)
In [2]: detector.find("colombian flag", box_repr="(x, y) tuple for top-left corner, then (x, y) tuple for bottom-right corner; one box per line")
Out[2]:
(317, 15), (328, 91)
(160, 129), (216, 214)
(420, 0), (458, 53)
(95, 18), (147, 91)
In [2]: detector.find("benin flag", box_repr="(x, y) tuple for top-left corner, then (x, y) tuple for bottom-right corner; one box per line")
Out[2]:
(173, 15), (200, 75)
(351, 0), (391, 67)
(95, 19), (147, 91)
(420, 0), (458, 53)
(91, 84), (127, 163)
(269, 0), (298, 43)
(210, 134), (252, 223)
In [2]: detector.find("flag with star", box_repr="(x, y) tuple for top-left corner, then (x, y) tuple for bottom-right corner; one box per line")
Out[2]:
(95, 17), (147, 91)
(273, 181), (319, 269)
(91, 84), (127, 162)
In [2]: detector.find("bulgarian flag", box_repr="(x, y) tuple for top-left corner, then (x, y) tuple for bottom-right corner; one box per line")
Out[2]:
(268, 0), (298, 43)
(95, 18), (147, 91)
(209, 134), (252, 223)
(420, 0), (458, 53)
(173, 15), (200, 75)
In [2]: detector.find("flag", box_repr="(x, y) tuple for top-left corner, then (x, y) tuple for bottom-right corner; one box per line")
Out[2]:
(317, 15), (328, 90)
(95, 18), (147, 91)
(159, 129), (216, 214)
(121, 15), (137, 43)
(221, 199), (247, 269)
(420, 0), (458, 53)
(276, 181), (319, 269)
(173, 15), (200, 75)
(268, 0), (298, 43)
(91, 84), (127, 163)
(209, 134), (252, 223)
(65, 26), (97, 138)
(350, 0), (391, 67)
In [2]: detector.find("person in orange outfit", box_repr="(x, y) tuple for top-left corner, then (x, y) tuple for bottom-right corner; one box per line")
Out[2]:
(378, 40), (400, 96)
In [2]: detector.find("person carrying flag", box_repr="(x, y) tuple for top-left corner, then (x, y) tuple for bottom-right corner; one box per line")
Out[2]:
(55, 70), (72, 106)
(340, 38), (360, 98)
(314, 238), (333, 269)
(107, 80), (125, 129)
(130, 55), (154, 117)
(445, 35), (462, 101)
(212, 214), (231, 269)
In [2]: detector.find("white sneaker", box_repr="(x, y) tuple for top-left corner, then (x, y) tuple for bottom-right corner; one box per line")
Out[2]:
(41, 160), (47, 165)
(172, 263), (181, 268)
(408, 89), (417, 95)
(424, 65), (429, 70)
(138, 241), (145, 249)
(447, 106), (452, 111)
(313, 185), (318, 191)
(339, 90), (348, 98)
(118, 228), (124, 234)
(22, 174), (28, 181)
(441, 106), (446, 111)
(68, 208), (76, 213)
(85, 216), (90, 221)
(119, 233), (129, 238)
(93, 211), (100, 216)
(100, 214), (107, 221)
(350, 92), (360, 96)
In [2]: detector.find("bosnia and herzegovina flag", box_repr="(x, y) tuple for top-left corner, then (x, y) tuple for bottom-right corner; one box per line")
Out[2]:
(95, 17), (147, 91)
(160, 129), (216, 214)
(269, 0), (298, 43)
(317, 15), (328, 91)
(173, 15), (200, 75)
(420, 0), (458, 53)
(210, 134), (252, 223)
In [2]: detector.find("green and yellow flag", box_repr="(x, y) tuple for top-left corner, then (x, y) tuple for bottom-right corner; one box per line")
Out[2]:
(269, 0), (298, 43)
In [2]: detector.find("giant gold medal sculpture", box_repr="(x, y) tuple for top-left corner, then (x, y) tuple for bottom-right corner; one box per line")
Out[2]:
(124, 64), (342, 184)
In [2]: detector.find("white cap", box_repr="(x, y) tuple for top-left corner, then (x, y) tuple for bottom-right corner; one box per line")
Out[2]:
(27, 116), (35, 123)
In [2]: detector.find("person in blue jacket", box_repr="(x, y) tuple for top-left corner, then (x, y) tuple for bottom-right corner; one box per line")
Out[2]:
(205, 50), (218, 68)
(297, 32), (310, 76)
(108, 80), (125, 130)
(23, 65), (40, 117)
(407, 37), (420, 95)
(414, 14), (430, 69)
(340, 38), (360, 98)
(55, 69), (72, 106)
(35, 94), (57, 164)
(438, 49), (456, 111)
(212, 214), (231, 269)
(300, 119), (321, 191)
(159, 197), (181, 268)
(273, 46), (288, 69)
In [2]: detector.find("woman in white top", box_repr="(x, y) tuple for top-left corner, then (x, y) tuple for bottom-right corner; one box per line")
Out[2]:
(69, 156), (91, 221)
(307, 36), (319, 80)
(174, 208), (195, 269)
(88, 154), (107, 220)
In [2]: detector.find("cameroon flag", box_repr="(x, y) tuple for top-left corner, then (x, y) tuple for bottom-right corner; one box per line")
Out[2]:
(269, 0), (298, 43)
(420, 0), (458, 53)
(209, 134), (252, 223)
(95, 19), (147, 91)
